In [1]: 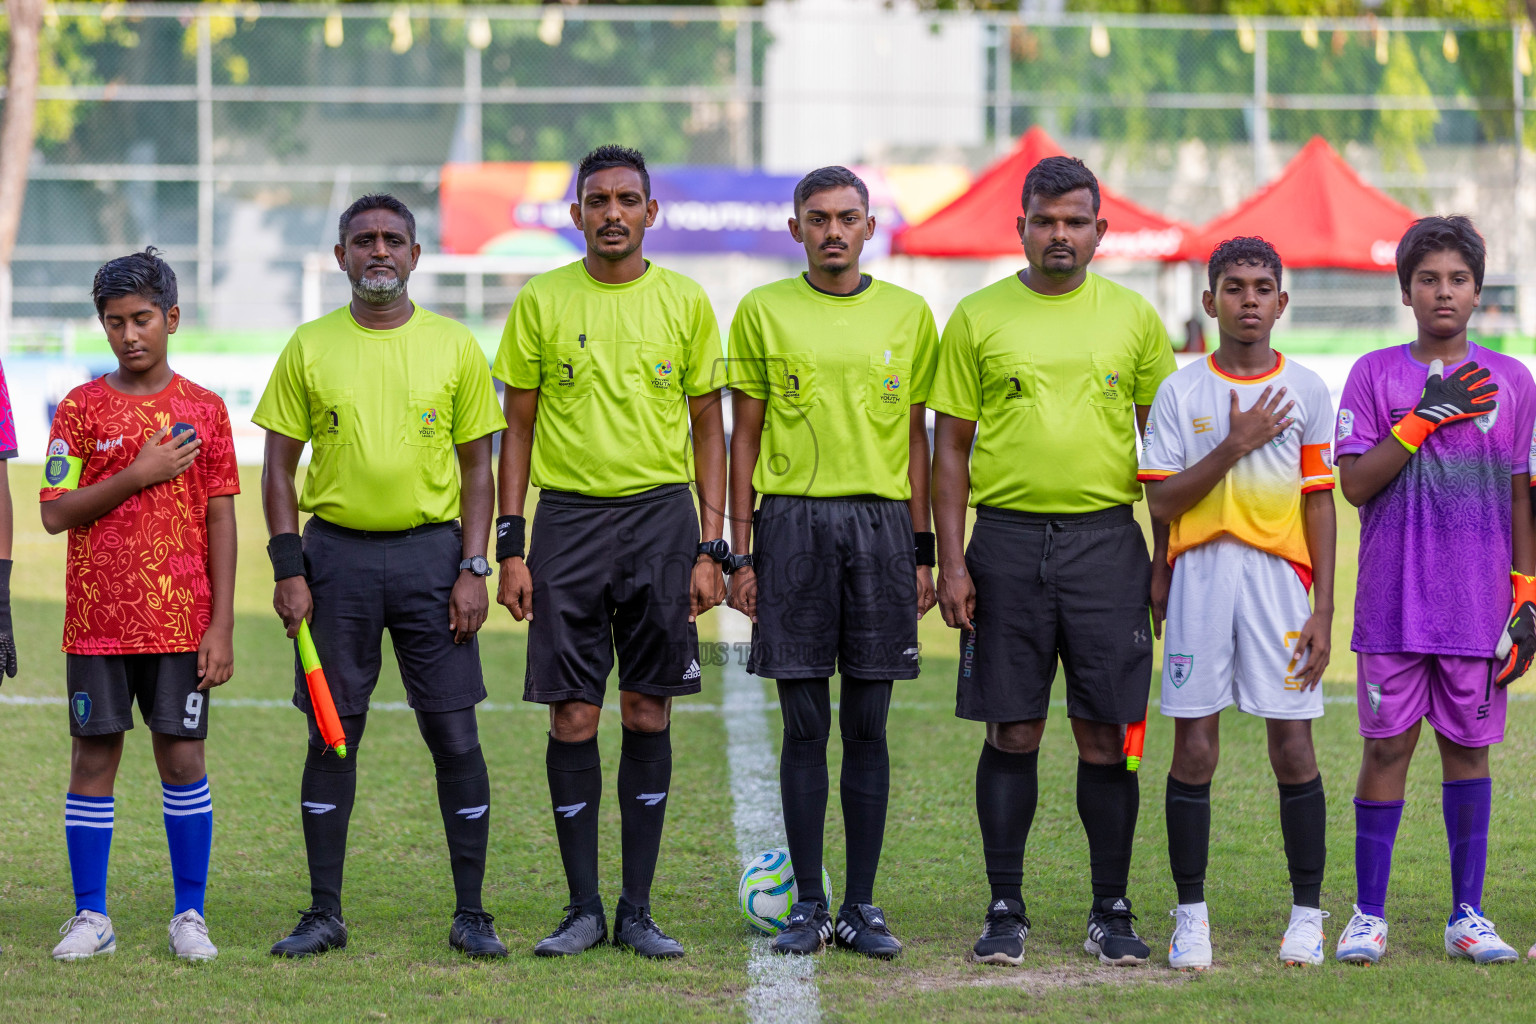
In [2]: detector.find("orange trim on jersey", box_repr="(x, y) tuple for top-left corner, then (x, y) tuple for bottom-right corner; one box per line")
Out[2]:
(1205, 351), (1285, 385)
(1301, 480), (1336, 494)
(1137, 470), (1175, 482)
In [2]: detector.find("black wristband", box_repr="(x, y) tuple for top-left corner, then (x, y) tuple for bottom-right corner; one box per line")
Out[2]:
(496, 514), (527, 561)
(914, 531), (936, 567)
(0, 557), (10, 596)
(268, 533), (305, 582)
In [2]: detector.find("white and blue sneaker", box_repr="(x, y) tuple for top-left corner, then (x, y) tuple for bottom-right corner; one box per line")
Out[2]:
(52, 910), (116, 961)
(1278, 906), (1328, 966)
(1444, 905), (1519, 964)
(1335, 905), (1387, 964)
(1167, 903), (1212, 970)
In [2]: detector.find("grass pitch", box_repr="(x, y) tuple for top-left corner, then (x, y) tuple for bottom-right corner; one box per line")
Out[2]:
(3, 469), (1535, 1023)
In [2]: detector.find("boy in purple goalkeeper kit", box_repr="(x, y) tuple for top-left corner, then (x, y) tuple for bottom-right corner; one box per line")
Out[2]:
(1333, 216), (1536, 966)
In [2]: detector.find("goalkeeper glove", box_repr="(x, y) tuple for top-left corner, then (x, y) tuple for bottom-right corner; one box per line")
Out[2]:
(0, 558), (14, 682)
(1494, 571), (1536, 687)
(1390, 358), (1499, 454)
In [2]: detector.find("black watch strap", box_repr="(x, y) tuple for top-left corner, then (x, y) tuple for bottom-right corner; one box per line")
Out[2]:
(697, 538), (730, 563)
(724, 552), (754, 576)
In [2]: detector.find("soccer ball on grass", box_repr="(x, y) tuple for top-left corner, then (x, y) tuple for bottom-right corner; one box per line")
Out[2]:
(738, 847), (834, 935)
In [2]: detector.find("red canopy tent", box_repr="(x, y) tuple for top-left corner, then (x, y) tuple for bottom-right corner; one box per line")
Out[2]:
(1177, 136), (1417, 270)
(892, 126), (1191, 261)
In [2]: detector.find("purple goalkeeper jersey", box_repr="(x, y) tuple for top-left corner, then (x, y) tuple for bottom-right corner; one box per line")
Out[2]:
(1335, 343), (1536, 657)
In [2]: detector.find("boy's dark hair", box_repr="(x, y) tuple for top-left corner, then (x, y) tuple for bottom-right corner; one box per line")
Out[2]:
(338, 193), (416, 245)
(92, 247), (178, 317)
(1021, 155), (1100, 214)
(577, 144), (650, 200)
(1395, 215), (1485, 293)
(1207, 236), (1283, 291)
(794, 165), (869, 214)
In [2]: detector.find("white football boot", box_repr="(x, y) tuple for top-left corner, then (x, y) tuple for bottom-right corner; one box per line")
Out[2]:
(1278, 906), (1328, 966)
(1444, 905), (1518, 965)
(52, 910), (116, 961)
(1167, 903), (1212, 970)
(168, 908), (219, 962)
(1335, 905), (1387, 964)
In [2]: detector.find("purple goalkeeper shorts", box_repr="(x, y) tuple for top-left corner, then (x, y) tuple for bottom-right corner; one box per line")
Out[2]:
(1356, 652), (1505, 747)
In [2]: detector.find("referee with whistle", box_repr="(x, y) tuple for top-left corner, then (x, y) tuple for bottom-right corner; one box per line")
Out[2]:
(255, 194), (509, 959)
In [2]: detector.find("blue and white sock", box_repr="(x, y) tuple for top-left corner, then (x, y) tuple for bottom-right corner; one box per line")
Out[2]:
(64, 793), (114, 915)
(162, 777), (213, 916)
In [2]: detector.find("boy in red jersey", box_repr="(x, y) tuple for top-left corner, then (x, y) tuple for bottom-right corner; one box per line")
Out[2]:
(40, 249), (239, 962)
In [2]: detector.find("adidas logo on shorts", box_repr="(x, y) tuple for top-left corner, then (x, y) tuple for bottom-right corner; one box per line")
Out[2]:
(682, 659), (701, 681)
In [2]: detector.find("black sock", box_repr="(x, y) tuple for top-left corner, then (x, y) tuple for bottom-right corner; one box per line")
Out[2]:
(546, 734), (602, 910)
(1278, 774), (1327, 909)
(1078, 759), (1139, 902)
(975, 743), (1038, 906)
(779, 679), (831, 907)
(780, 735), (829, 907)
(838, 678), (892, 909)
(1165, 775), (1211, 905)
(840, 737), (889, 908)
(301, 743), (358, 914)
(618, 725), (672, 909)
(432, 744), (491, 913)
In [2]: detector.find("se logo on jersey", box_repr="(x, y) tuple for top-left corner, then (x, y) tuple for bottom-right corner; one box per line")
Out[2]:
(1336, 408), (1354, 441)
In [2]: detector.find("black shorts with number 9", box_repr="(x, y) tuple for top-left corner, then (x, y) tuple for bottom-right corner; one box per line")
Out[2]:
(64, 652), (208, 739)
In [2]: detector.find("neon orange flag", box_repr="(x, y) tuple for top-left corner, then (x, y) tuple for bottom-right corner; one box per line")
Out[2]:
(1124, 712), (1147, 773)
(298, 619), (347, 758)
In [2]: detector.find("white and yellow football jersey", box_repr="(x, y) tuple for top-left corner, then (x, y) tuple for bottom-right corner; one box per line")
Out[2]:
(1138, 352), (1334, 584)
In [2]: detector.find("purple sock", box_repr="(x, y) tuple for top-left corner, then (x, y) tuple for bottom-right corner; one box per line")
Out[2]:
(1354, 798), (1404, 918)
(1443, 778), (1491, 922)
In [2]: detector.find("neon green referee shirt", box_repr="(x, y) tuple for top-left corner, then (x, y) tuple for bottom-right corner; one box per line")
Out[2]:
(493, 259), (722, 498)
(926, 272), (1176, 514)
(253, 303), (507, 531)
(728, 274), (938, 501)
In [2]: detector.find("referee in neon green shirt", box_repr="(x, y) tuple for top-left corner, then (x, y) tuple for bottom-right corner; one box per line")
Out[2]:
(727, 166), (938, 959)
(929, 157), (1176, 968)
(255, 194), (509, 959)
(493, 146), (728, 959)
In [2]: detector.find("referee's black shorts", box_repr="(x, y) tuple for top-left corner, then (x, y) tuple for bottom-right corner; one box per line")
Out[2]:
(524, 483), (702, 706)
(748, 494), (919, 681)
(295, 517), (487, 717)
(957, 504), (1152, 725)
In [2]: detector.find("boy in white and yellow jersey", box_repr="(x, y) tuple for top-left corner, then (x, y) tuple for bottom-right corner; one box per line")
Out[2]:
(1138, 238), (1337, 970)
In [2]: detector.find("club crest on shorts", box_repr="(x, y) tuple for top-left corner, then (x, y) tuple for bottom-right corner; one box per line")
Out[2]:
(1167, 654), (1193, 689)
(71, 692), (92, 726)
(1366, 680), (1382, 714)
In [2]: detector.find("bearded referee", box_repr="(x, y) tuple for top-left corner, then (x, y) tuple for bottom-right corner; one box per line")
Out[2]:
(727, 166), (938, 958)
(255, 194), (509, 958)
(494, 146), (727, 958)
(930, 157), (1176, 967)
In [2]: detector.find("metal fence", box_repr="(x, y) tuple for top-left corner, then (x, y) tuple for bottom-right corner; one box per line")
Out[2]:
(4, 4), (1534, 339)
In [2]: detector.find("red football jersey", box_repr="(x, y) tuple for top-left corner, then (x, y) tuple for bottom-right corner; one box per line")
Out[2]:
(40, 374), (240, 654)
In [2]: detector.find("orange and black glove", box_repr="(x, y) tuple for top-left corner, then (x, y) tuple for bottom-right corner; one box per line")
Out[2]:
(1494, 571), (1536, 687)
(1391, 359), (1499, 454)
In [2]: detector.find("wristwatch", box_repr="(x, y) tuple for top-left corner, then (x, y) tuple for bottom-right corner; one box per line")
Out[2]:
(459, 555), (492, 577)
(697, 539), (730, 563)
(724, 553), (753, 576)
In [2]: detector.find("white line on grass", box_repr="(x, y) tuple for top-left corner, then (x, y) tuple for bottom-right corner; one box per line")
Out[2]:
(717, 608), (821, 1024)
